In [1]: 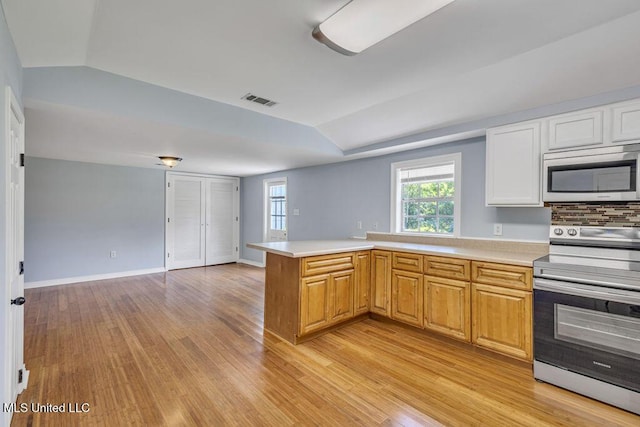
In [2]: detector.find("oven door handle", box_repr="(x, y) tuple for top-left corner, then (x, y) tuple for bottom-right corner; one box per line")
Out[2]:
(534, 278), (640, 305)
(535, 269), (640, 291)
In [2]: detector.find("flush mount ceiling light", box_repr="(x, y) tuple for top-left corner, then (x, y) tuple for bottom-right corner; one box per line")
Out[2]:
(312, 0), (455, 56)
(158, 156), (182, 168)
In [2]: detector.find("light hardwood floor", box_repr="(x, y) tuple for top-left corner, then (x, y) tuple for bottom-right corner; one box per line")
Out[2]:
(12, 264), (640, 426)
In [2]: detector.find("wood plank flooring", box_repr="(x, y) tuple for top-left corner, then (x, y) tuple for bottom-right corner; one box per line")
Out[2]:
(12, 264), (640, 426)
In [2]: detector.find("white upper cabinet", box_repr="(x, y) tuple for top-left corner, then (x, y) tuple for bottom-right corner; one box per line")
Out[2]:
(485, 97), (640, 207)
(611, 99), (640, 143)
(486, 121), (542, 206)
(547, 108), (605, 151)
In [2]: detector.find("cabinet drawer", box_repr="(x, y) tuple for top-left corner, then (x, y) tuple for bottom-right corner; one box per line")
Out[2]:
(392, 252), (423, 273)
(425, 256), (470, 281)
(302, 253), (354, 277)
(471, 262), (532, 291)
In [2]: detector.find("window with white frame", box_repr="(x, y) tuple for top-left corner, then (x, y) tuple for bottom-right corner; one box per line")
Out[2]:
(391, 153), (461, 236)
(264, 178), (288, 242)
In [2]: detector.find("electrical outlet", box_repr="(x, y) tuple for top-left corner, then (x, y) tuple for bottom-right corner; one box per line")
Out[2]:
(357, 221), (362, 230)
(110, 250), (117, 258)
(493, 223), (503, 236)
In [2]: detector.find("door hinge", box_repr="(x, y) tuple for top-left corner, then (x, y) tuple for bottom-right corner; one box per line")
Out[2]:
(167, 217), (170, 223)
(167, 252), (170, 258)
(236, 186), (239, 191)
(19, 261), (24, 275)
(18, 369), (23, 384)
(236, 246), (238, 252)
(19, 153), (25, 167)
(235, 216), (239, 221)
(167, 182), (171, 188)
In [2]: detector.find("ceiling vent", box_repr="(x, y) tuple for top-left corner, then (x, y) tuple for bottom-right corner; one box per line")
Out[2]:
(242, 93), (277, 107)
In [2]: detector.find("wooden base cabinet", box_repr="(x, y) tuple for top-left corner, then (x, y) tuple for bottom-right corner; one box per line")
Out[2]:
(265, 250), (535, 363)
(391, 269), (424, 328)
(265, 252), (358, 344)
(471, 260), (533, 361)
(424, 276), (470, 342)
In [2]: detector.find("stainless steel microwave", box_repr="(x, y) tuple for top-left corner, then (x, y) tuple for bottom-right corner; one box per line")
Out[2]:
(543, 144), (640, 202)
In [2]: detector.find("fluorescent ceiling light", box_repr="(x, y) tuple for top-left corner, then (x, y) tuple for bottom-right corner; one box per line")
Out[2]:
(313, 0), (455, 56)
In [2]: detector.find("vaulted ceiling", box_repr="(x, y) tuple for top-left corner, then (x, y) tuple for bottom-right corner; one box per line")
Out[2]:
(4, 0), (640, 175)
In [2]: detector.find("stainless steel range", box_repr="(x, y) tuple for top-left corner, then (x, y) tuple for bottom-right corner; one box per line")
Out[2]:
(533, 225), (640, 415)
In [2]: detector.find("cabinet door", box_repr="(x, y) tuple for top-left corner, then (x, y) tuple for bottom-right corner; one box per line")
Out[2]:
(424, 276), (470, 342)
(472, 283), (532, 361)
(391, 270), (424, 328)
(329, 270), (355, 323)
(547, 109), (604, 150)
(612, 100), (640, 143)
(300, 275), (330, 335)
(354, 251), (371, 315)
(370, 250), (392, 316)
(486, 122), (542, 206)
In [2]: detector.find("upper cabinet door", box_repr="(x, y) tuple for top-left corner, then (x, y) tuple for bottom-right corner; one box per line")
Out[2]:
(611, 99), (640, 143)
(486, 122), (542, 206)
(547, 109), (604, 150)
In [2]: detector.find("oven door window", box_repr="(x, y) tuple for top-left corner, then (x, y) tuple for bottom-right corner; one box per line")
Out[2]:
(534, 289), (640, 392)
(547, 160), (636, 193)
(555, 304), (640, 360)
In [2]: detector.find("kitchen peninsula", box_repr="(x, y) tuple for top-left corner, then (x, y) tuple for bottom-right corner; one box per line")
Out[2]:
(248, 234), (548, 362)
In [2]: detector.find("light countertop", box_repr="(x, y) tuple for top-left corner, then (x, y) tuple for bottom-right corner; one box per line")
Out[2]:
(247, 239), (547, 267)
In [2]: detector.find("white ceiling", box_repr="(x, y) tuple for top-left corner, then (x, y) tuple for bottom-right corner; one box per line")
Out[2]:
(4, 0), (640, 175)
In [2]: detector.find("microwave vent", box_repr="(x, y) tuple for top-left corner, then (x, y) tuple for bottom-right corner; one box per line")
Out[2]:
(242, 93), (277, 107)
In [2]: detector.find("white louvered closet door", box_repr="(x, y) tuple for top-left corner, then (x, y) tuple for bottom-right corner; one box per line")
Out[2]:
(167, 175), (206, 269)
(205, 177), (239, 265)
(166, 173), (239, 270)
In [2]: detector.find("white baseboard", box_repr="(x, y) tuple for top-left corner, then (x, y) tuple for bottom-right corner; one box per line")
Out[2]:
(24, 267), (167, 289)
(238, 258), (265, 268)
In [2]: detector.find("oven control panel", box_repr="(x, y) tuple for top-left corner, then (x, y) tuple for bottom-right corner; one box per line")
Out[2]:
(549, 225), (640, 243)
(550, 226), (580, 239)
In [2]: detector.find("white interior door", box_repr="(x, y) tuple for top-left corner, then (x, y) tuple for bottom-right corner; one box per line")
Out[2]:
(166, 175), (205, 269)
(264, 178), (287, 242)
(5, 86), (28, 409)
(205, 177), (239, 265)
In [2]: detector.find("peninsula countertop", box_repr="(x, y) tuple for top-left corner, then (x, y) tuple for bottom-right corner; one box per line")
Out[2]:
(247, 238), (548, 267)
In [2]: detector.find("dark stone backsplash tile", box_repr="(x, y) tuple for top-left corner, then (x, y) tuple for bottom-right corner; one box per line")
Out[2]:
(549, 202), (640, 226)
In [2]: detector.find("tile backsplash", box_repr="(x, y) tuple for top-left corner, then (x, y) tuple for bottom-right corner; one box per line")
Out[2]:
(550, 202), (640, 226)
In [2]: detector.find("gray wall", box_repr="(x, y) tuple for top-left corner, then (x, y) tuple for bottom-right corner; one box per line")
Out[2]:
(0, 3), (22, 421)
(241, 137), (551, 263)
(24, 157), (166, 282)
(23, 67), (340, 157)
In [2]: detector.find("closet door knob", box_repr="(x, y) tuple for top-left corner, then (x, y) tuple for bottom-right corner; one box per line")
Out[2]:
(11, 297), (26, 306)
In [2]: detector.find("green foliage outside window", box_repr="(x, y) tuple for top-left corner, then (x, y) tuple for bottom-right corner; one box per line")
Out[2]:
(401, 180), (454, 234)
